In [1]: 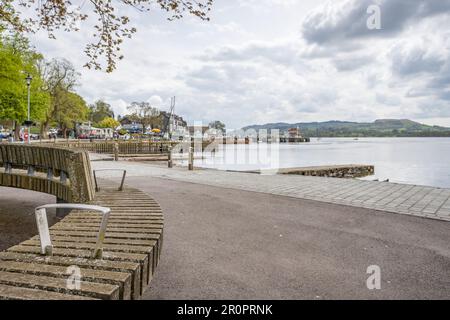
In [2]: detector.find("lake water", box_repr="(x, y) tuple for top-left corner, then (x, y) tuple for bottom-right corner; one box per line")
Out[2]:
(196, 138), (450, 189)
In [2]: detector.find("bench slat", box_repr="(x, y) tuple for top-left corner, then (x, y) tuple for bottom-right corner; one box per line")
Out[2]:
(0, 260), (131, 300)
(0, 271), (120, 300)
(0, 284), (98, 300)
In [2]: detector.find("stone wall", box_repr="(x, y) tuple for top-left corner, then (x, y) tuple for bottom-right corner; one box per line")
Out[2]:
(278, 164), (375, 178)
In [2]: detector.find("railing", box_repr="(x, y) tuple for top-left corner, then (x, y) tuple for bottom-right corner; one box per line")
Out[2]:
(93, 169), (127, 192)
(36, 140), (214, 155)
(38, 140), (178, 155)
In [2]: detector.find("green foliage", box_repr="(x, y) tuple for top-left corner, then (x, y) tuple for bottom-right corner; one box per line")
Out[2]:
(0, 33), (50, 123)
(89, 100), (114, 124)
(209, 120), (226, 133)
(98, 116), (119, 129)
(52, 88), (88, 131)
(127, 101), (161, 131)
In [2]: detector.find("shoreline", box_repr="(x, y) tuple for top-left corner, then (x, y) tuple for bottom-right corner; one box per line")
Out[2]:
(90, 160), (450, 222)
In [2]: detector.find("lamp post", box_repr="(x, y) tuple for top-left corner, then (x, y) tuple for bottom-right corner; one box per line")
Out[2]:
(25, 74), (33, 144)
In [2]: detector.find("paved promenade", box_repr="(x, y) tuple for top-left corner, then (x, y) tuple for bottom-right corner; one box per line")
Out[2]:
(132, 177), (450, 299)
(90, 161), (450, 222)
(1, 179), (449, 299)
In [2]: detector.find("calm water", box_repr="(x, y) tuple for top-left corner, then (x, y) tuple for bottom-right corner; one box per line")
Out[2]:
(197, 138), (450, 189)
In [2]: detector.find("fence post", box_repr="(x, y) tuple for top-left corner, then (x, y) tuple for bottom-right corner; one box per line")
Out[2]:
(188, 147), (194, 171)
(114, 142), (119, 161)
(168, 146), (173, 168)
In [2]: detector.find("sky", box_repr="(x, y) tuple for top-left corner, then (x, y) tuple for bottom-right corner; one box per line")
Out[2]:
(27, 0), (450, 129)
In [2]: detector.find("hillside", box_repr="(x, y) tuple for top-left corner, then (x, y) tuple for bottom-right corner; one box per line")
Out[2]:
(242, 119), (450, 137)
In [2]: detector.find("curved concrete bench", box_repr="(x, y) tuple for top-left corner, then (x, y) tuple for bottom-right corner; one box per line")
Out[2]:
(0, 144), (95, 203)
(0, 144), (163, 300)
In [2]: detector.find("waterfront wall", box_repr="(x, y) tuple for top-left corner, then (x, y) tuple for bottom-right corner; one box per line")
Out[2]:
(278, 164), (375, 178)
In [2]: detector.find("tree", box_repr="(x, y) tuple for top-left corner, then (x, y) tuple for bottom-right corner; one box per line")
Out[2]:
(53, 90), (89, 138)
(127, 101), (161, 132)
(39, 58), (79, 138)
(0, 33), (50, 139)
(0, 0), (213, 72)
(209, 120), (225, 134)
(98, 117), (119, 129)
(89, 100), (114, 124)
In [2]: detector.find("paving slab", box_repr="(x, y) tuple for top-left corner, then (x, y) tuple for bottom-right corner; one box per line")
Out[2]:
(91, 161), (450, 222)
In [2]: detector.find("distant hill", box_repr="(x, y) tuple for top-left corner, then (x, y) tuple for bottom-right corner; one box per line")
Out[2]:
(242, 119), (450, 137)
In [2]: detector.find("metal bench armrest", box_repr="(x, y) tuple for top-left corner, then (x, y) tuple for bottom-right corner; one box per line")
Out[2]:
(35, 204), (111, 259)
(93, 169), (127, 192)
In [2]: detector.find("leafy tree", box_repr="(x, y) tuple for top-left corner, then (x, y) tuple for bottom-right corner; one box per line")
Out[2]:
(0, 33), (50, 139)
(39, 58), (79, 137)
(89, 100), (114, 124)
(209, 120), (225, 134)
(118, 128), (127, 135)
(98, 116), (119, 129)
(127, 101), (161, 132)
(53, 89), (88, 138)
(0, 0), (213, 72)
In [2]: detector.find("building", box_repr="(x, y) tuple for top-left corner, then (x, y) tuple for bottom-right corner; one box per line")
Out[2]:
(76, 123), (114, 139)
(288, 127), (302, 138)
(161, 111), (187, 134)
(119, 117), (144, 134)
(160, 111), (188, 139)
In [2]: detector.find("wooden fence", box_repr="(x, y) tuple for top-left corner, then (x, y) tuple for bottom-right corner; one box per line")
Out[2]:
(36, 140), (214, 155)
(36, 140), (177, 155)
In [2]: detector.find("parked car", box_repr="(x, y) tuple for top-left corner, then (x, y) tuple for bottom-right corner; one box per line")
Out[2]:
(0, 131), (11, 139)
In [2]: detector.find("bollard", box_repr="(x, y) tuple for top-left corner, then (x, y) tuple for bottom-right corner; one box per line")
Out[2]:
(168, 146), (173, 168)
(188, 147), (194, 171)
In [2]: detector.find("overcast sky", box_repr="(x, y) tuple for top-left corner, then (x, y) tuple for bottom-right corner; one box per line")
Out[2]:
(28, 0), (450, 128)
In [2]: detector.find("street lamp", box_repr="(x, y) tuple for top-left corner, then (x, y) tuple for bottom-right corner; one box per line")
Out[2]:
(25, 74), (33, 144)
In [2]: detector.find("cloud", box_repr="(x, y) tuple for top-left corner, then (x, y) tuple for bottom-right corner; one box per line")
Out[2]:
(333, 55), (373, 71)
(26, 0), (450, 128)
(198, 40), (305, 68)
(302, 0), (450, 45)
(389, 36), (447, 76)
(147, 95), (164, 107)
